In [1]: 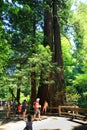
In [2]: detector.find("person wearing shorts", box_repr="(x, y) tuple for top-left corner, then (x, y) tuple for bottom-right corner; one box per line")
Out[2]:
(33, 98), (41, 121)
(22, 100), (27, 120)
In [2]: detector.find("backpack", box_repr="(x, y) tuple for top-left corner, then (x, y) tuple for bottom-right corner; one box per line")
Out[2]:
(33, 102), (39, 109)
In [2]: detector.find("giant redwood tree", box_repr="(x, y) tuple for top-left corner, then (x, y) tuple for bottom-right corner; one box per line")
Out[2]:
(38, 0), (66, 106)
(52, 0), (65, 105)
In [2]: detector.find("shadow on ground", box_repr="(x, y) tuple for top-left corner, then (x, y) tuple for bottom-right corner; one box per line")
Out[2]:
(72, 125), (87, 130)
(40, 129), (60, 130)
(68, 118), (87, 125)
(0, 117), (23, 125)
(0, 115), (48, 126)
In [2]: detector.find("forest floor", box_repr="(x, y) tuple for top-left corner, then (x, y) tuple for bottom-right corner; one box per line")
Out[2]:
(0, 106), (87, 130)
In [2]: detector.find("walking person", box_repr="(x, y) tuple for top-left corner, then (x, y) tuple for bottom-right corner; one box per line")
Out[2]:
(33, 98), (41, 121)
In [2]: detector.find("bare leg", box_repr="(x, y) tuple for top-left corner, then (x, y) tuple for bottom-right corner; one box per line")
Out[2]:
(38, 112), (41, 120)
(33, 113), (36, 120)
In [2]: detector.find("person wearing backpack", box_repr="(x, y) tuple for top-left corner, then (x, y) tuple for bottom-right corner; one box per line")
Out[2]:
(33, 98), (41, 121)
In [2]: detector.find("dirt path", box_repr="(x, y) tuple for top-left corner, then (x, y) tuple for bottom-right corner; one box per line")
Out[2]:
(0, 107), (87, 130)
(0, 116), (85, 130)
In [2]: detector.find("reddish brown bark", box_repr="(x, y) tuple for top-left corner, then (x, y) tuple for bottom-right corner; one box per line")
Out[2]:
(38, 0), (66, 107)
(52, 0), (66, 105)
(30, 72), (37, 107)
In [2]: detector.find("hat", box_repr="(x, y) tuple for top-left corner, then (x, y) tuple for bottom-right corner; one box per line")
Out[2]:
(36, 98), (40, 101)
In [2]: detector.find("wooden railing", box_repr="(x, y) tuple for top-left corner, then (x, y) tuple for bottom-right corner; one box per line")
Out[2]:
(47, 105), (87, 123)
(58, 105), (79, 116)
(57, 105), (87, 124)
(58, 105), (87, 116)
(48, 105), (80, 115)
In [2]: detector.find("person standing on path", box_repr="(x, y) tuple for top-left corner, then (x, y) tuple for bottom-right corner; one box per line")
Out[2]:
(22, 100), (27, 120)
(33, 98), (41, 121)
(12, 100), (17, 116)
(42, 100), (48, 114)
(5, 101), (11, 119)
(17, 102), (22, 119)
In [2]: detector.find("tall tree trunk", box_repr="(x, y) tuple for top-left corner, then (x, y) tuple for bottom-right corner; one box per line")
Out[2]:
(38, 0), (66, 107)
(37, 72), (51, 106)
(16, 79), (21, 103)
(17, 87), (20, 103)
(30, 71), (37, 108)
(37, 2), (54, 106)
(44, 6), (53, 51)
(52, 0), (66, 106)
(30, 15), (37, 106)
(37, 0), (66, 107)
(9, 88), (16, 101)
